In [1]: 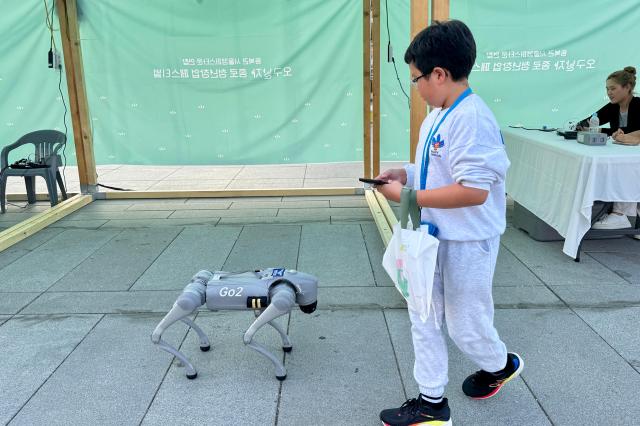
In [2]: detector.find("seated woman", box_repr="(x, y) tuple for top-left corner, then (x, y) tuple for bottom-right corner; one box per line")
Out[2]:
(578, 66), (640, 231)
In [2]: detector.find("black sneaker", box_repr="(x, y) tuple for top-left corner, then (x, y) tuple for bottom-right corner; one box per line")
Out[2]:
(380, 396), (451, 426)
(462, 352), (523, 399)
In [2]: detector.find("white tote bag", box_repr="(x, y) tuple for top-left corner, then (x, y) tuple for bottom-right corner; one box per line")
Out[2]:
(382, 188), (439, 323)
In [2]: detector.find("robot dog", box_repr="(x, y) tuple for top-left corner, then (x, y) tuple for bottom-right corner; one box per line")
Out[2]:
(151, 268), (318, 380)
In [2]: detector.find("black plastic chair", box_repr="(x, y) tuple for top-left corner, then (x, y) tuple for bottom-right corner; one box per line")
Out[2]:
(0, 130), (68, 213)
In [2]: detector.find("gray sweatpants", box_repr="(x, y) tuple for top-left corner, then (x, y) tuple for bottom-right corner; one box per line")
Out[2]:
(409, 236), (507, 397)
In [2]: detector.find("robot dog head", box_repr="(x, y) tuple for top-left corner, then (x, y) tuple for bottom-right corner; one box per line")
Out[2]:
(268, 269), (318, 314)
(299, 301), (317, 314)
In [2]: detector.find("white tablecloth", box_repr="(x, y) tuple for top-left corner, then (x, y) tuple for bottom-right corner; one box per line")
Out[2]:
(503, 127), (640, 258)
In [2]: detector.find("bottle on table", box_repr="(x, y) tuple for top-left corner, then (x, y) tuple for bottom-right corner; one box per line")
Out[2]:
(588, 113), (599, 132)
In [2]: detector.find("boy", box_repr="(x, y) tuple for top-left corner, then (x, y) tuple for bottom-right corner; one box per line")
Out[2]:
(375, 20), (523, 426)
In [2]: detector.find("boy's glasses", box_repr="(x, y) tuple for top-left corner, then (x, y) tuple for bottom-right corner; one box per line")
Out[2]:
(410, 73), (427, 86)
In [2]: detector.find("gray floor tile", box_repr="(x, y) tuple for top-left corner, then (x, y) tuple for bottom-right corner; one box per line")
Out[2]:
(100, 218), (221, 228)
(131, 226), (241, 290)
(50, 219), (109, 228)
(0, 212), (36, 223)
(283, 195), (364, 201)
(77, 201), (134, 212)
(493, 286), (563, 308)
(226, 178), (304, 189)
(551, 284), (640, 308)
(329, 198), (368, 208)
(222, 224), (300, 271)
(218, 215), (330, 225)
(235, 165), (305, 179)
(0, 314), (101, 425)
(575, 307), (640, 371)
(165, 166), (242, 180)
(127, 201), (231, 211)
(3, 227), (64, 251)
(148, 180), (230, 190)
(318, 286), (406, 309)
(142, 311), (280, 426)
(0, 229), (117, 292)
(588, 251), (640, 284)
(361, 223), (395, 287)
(49, 228), (183, 291)
(278, 310), (405, 425)
(580, 235), (640, 252)
(494, 245), (545, 287)
(0, 292), (41, 314)
(21, 291), (182, 314)
(304, 177), (361, 188)
(330, 215), (375, 223)
(298, 224), (375, 287)
(65, 210), (173, 220)
(0, 315), (9, 326)
(305, 163), (363, 178)
(276, 206), (370, 217)
(186, 196), (283, 203)
(230, 200), (329, 209)
(499, 308), (640, 425)
(10, 314), (187, 426)
(501, 228), (628, 286)
(0, 228), (64, 270)
(169, 208), (278, 218)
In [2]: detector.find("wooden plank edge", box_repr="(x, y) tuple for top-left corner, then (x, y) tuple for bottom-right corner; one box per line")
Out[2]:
(0, 194), (93, 252)
(99, 188), (364, 199)
(364, 189), (393, 246)
(374, 190), (399, 228)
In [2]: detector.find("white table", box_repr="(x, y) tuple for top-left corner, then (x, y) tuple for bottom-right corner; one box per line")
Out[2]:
(503, 127), (640, 258)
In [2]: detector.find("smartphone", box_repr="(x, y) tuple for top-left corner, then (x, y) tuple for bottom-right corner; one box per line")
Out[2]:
(359, 178), (388, 185)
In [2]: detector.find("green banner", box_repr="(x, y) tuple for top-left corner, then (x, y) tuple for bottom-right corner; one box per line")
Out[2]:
(79, 0), (363, 165)
(1, 0), (363, 166)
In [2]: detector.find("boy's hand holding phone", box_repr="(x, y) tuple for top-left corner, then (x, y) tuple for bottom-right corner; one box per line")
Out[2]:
(375, 180), (403, 203)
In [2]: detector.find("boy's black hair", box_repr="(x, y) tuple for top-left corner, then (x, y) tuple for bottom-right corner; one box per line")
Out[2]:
(404, 20), (476, 81)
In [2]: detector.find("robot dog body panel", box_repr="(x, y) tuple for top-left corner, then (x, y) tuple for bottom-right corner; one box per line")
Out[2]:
(205, 268), (318, 312)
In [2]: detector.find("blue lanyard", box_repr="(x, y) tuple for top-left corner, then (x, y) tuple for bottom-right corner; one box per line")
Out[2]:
(419, 87), (473, 190)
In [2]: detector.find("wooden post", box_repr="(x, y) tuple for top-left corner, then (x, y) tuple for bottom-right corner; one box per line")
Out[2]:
(56, 0), (97, 192)
(409, 0), (429, 161)
(432, 0), (450, 21)
(363, 0), (372, 178)
(371, 0), (380, 178)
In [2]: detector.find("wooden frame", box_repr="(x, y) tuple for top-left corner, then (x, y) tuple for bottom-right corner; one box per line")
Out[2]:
(409, 0), (430, 160)
(0, 194), (92, 251)
(371, 0), (381, 178)
(431, 0), (450, 21)
(56, 0), (97, 192)
(364, 189), (393, 246)
(98, 188), (362, 200)
(363, 0), (372, 178)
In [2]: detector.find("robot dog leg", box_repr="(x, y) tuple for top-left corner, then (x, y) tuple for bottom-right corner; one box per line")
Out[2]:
(243, 282), (297, 380)
(151, 270), (212, 379)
